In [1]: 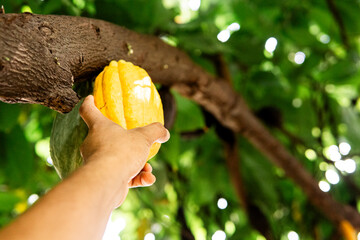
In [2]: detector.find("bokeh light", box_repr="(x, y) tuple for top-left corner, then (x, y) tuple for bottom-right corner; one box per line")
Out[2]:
(292, 98), (302, 108)
(325, 169), (340, 184)
(334, 159), (356, 173)
(265, 37), (278, 53)
(339, 142), (351, 156)
(305, 149), (317, 161)
(344, 159), (356, 173)
(217, 198), (228, 209)
(326, 145), (341, 161)
(227, 22), (240, 31)
(46, 157), (54, 166)
(102, 215), (126, 240)
(318, 181), (331, 192)
(144, 233), (155, 240)
(212, 230), (226, 240)
(225, 221), (236, 235)
(319, 34), (330, 44)
(27, 194), (39, 205)
(294, 52), (306, 64)
(217, 30), (231, 42)
(287, 231), (299, 240)
(188, 0), (200, 11)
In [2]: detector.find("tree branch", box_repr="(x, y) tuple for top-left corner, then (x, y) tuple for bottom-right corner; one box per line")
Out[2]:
(159, 87), (177, 129)
(210, 54), (247, 210)
(0, 14), (202, 112)
(325, 0), (350, 49)
(1, 14), (360, 228)
(213, 55), (273, 239)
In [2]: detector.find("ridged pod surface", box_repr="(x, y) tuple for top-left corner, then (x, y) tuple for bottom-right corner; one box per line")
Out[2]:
(94, 60), (164, 160)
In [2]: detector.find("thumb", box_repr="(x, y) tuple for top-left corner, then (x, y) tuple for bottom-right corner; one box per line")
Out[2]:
(79, 95), (107, 129)
(136, 122), (170, 145)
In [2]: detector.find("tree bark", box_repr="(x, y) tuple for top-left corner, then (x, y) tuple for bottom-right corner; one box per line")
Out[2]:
(1, 13), (360, 228)
(0, 13), (203, 112)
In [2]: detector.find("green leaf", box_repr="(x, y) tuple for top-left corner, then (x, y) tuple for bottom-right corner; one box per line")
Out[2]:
(320, 59), (359, 84)
(50, 100), (88, 179)
(159, 131), (180, 169)
(227, 31), (265, 65)
(94, 0), (172, 34)
(0, 192), (20, 212)
(173, 92), (205, 132)
(2, 125), (34, 187)
(341, 107), (360, 153)
(42, 0), (63, 15)
(241, 140), (278, 212)
(0, 102), (21, 132)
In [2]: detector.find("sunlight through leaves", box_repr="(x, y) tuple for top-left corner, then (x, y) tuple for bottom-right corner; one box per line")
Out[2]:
(212, 230), (226, 240)
(318, 181), (331, 192)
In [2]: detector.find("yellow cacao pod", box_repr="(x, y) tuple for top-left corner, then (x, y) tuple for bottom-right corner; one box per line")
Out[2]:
(93, 60), (164, 160)
(340, 220), (356, 240)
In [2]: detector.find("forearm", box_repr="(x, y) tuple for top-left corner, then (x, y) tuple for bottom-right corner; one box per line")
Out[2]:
(0, 158), (127, 240)
(0, 96), (169, 240)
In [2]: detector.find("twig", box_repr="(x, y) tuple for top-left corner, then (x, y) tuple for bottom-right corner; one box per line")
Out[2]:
(212, 54), (248, 209)
(223, 136), (247, 209)
(177, 207), (195, 240)
(180, 128), (207, 139)
(159, 87), (177, 129)
(325, 0), (350, 49)
(213, 55), (274, 239)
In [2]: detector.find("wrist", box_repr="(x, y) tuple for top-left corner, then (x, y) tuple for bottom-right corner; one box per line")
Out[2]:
(81, 157), (129, 209)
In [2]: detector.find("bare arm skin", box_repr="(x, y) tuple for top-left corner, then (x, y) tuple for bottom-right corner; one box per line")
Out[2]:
(0, 95), (170, 240)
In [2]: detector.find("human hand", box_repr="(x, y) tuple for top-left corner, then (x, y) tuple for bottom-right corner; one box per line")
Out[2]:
(79, 95), (170, 189)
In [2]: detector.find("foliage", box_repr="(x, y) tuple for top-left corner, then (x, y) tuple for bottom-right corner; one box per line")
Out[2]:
(1, 0), (360, 239)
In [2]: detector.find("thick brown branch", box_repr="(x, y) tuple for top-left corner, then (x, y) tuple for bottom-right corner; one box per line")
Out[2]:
(0, 14), (202, 112)
(1, 14), (360, 228)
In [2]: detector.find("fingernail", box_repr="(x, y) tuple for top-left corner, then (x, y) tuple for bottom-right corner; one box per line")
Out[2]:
(141, 177), (147, 186)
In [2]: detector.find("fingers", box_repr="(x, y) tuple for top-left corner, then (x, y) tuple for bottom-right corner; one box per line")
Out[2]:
(136, 122), (170, 145)
(129, 163), (155, 188)
(79, 95), (107, 129)
(143, 163), (152, 172)
(129, 172), (156, 188)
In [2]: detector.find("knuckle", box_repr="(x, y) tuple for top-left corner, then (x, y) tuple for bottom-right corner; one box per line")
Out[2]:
(90, 121), (100, 130)
(151, 122), (164, 132)
(133, 122), (166, 146)
(143, 134), (153, 147)
(154, 122), (164, 128)
(133, 129), (152, 146)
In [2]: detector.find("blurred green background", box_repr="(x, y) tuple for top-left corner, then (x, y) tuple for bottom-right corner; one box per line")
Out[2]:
(1, 0), (360, 239)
